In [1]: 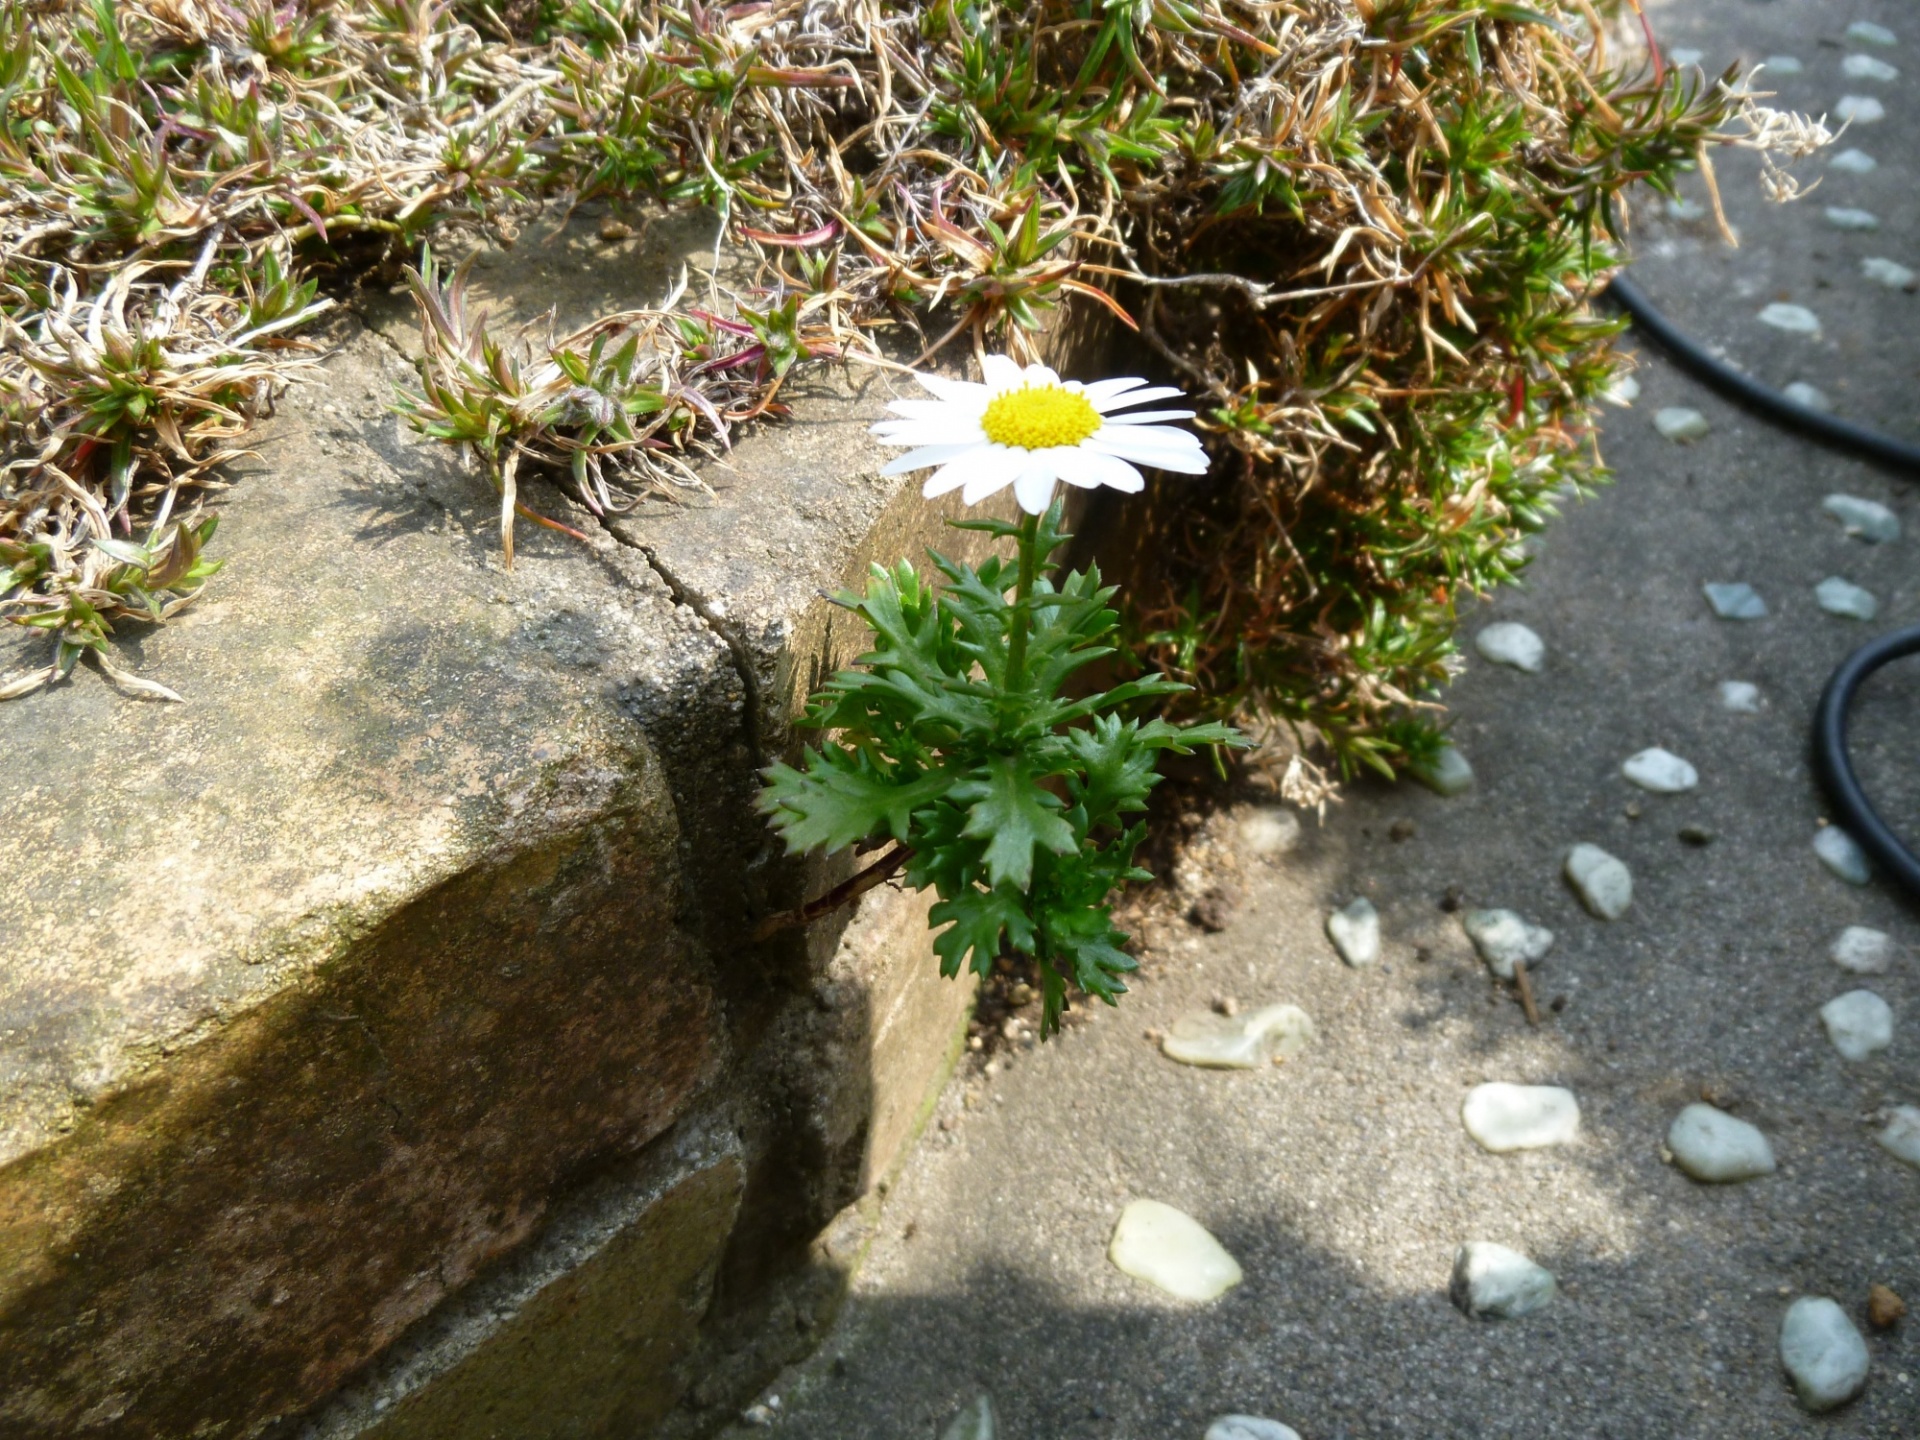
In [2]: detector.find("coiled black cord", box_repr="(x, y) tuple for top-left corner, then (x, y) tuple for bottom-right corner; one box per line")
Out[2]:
(1604, 270), (1920, 897)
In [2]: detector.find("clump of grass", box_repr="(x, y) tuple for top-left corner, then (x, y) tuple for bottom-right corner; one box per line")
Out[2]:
(2, 1), (1820, 741)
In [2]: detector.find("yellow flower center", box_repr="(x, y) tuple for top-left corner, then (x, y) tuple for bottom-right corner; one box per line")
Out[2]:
(979, 383), (1101, 451)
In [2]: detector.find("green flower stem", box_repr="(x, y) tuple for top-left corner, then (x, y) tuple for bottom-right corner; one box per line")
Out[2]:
(1003, 509), (1041, 691)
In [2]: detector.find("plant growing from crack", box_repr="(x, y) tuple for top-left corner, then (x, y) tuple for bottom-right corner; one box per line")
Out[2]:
(757, 359), (1245, 1035)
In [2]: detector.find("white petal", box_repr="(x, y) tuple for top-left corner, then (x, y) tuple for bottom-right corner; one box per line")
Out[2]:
(1088, 430), (1211, 473)
(1021, 363), (1062, 388)
(962, 455), (1024, 505)
(870, 420), (989, 445)
(1099, 409), (1196, 424)
(1013, 464), (1059, 514)
(915, 373), (990, 404)
(881, 442), (990, 476)
(885, 398), (985, 419)
(1053, 446), (1144, 492)
(981, 354), (1024, 389)
(1076, 376), (1152, 403)
(1094, 385), (1188, 411)
(925, 445), (1009, 499)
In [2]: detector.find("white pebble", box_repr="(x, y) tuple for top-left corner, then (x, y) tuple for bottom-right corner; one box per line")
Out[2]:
(1824, 206), (1879, 231)
(1326, 898), (1381, 968)
(1704, 582), (1766, 619)
(1862, 256), (1916, 289)
(1842, 54), (1900, 82)
(1815, 576), (1878, 620)
(1784, 382), (1832, 412)
(1450, 1242), (1557, 1320)
(1668, 48), (1703, 68)
(1765, 54), (1805, 76)
(1879, 1106), (1920, 1168)
(1462, 1083), (1580, 1153)
(1602, 373), (1640, 406)
(1474, 621), (1545, 673)
(1830, 147), (1877, 174)
(1821, 990), (1893, 1061)
(1463, 909), (1555, 981)
(1780, 1297), (1870, 1413)
(1411, 742), (1474, 797)
(1835, 96), (1886, 125)
(1205, 1420), (1301, 1440)
(1822, 493), (1900, 543)
(1815, 826), (1872, 885)
(1845, 20), (1897, 48)
(1108, 1200), (1243, 1301)
(1831, 925), (1893, 974)
(1162, 1004), (1315, 1070)
(1667, 1103), (1776, 1182)
(940, 1394), (998, 1440)
(1666, 197), (1708, 222)
(1758, 302), (1820, 334)
(1622, 747), (1698, 794)
(1239, 806), (1302, 858)
(1653, 407), (1710, 443)
(1719, 680), (1762, 712)
(1565, 843), (1632, 920)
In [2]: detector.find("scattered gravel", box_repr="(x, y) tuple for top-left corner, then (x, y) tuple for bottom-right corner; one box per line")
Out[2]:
(1823, 206), (1879, 231)
(1564, 843), (1632, 919)
(1461, 1083), (1580, 1153)
(1410, 742), (1474, 797)
(1845, 20), (1897, 47)
(1820, 989), (1893, 1062)
(1779, 1297), (1870, 1413)
(1834, 95), (1887, 125)
(1462, 909), (1554, 981)
(1719, 679), (1762, 712)
(1239, 806), (1302, 859)
(1757, 302), (1820, 334)
(1621, 747), (1698, 793)
(1840, 54), (1899, 82)
(1703, 582), (1766, 619)
(1449, 1242), (1557, 1321)
(1473, 621), (1545, 673)
(1861, 256), (1916, 289)
(1829, 146), (1876, 173)
(1783, 381), (1831, 411)
(1108, 1201), (1243, 1302)
(1814, 826), (1873, 885)
(1764, 53), (1803, 76)
(1821, 493), (1900, 543)
(1667, 1103), (1777, 1183)
(1161, 1004), (1316, 1070)
(1325, 898), (1380, 968)
(1879, 1107), (1920, 1169)
(1831, 925), (1894, 974)
(1204, 1418), (1301, 1440)
(1654, 407), (1711, 443)
(1814, 576), (1878, 620)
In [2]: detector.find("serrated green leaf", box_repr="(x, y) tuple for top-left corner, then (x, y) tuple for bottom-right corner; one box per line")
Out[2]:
(954, 755), (1077, 889)
(929, 885), (1035, 978)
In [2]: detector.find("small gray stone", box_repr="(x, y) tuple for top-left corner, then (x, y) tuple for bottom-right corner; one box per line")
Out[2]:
(1831, 925), (1893, 974)
(1665, 196), (1708, 222)
(1879, 1106), (1920, 1168)
(1450, 1242), (1557, 1320)
(1205, 1419), (1301, 1440)
(1842, 53), (1900, 82)
(1703, 583), (1767, 620)
(1474, 621), (1545, 672)
(1462, 909), (1555, 981)
(1815, 826), (1872, 885)
(1822, 494), (1900, 543)
(1784, 382), (1832, 412)
(1758, 302), (1820, 334)
(1830, 147), (1877, 174)
(1780, 1297), (1870, 1413)
(1462, 1083), (1580, 1153)
(940, 1393), (999, 1440)
(1845, 20), (1897, 47)
(1602, 373), (1640, 406)
(1622, 747), (1698, 794)
(1667, 1103), (1776, 1182)
(1719, 680), (1762, 712)
(1821, 989), (1893, 1061)
(1815, 577), (1878, 620)
(1862, 256), (1916, 289)
(1835, 95), (1886, 125)
(1824, 206), (1880, 231)
(1655, 407), (1711, 442)
(1239, 806), (1302, 858)
(1410, 742), (1474, 797)
(1565, 843), (1632, 920)
(1765, 54), (1805, 76)
(1326, 897), (1381, 968)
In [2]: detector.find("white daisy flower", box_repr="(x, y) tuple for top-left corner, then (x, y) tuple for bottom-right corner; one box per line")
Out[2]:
(871, 354), (1209, 515)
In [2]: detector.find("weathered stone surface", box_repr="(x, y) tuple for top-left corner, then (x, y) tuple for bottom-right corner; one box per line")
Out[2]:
(0, 203), (1051, 1439)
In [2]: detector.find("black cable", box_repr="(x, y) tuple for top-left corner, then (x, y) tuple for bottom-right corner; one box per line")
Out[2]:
(1605, 268), (1920, 897)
